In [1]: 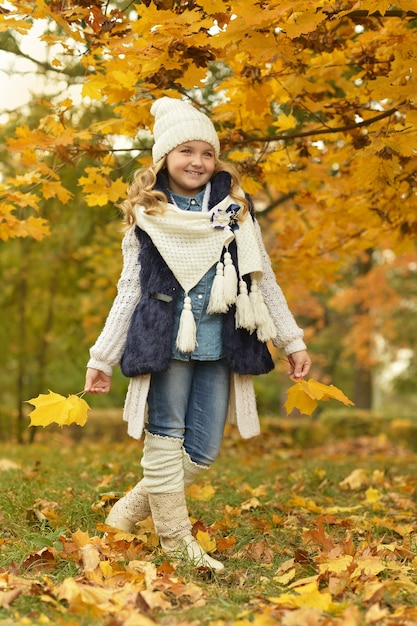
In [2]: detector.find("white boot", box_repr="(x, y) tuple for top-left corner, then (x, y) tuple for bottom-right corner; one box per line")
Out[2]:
(105, 480), (150, 531)
(142, 433), (224, 571)
(105, 437), (210, 534)
(148, 491), (224, 571)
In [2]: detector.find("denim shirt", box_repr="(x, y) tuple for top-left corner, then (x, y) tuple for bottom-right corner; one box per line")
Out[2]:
(170, 188), (224, 361)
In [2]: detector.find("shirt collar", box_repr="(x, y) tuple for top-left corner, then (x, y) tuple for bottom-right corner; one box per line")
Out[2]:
(170, 187), (207, 211)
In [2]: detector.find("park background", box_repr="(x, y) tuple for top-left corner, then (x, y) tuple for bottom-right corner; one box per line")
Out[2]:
(1, 2), (417, 625)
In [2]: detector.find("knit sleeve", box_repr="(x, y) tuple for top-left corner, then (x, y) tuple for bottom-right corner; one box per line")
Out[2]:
(87, 227), (141, 376)
(254, 219), (307, 355)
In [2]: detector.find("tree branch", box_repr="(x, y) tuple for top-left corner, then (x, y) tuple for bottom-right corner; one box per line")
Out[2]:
(234, 107), (398, 145)
(326, 9), (417, 20)
(0, 33), (86, 79)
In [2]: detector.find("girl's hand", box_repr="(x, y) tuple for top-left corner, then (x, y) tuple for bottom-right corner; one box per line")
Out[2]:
(84, 368), (112, 394)
(287, 350), (311, 380)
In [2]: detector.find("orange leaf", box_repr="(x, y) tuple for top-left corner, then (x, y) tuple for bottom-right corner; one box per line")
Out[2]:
(284, 378), (354, 416)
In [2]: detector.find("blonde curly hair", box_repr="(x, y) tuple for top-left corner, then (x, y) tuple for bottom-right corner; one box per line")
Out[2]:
(120, 158), (250, 226)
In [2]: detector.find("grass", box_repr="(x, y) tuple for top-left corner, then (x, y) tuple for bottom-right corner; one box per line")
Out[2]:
(1, 409), (417, 624)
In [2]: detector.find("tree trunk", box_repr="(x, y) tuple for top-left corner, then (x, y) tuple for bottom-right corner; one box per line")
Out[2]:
(29, 271), (58, 443)
(353, 250), (374, 409)
(16, 242), (28, 443)
(353, 365), (372, 409)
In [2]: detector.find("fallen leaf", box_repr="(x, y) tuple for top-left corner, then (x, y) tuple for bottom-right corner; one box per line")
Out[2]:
(186, 483), (215, 501)
(340, 469), (369, 490)
(139, 589), (171, 611)
(241, 497), (262, 511)
(365, 602), (390, 622)
(72, 529), (91, 548)
(269, 581), (338, 612)
(273, 567), (296, 585)
(196, 529), (217, 553)
(353, 554), (386, 577)
(80, 544), (101, 572)
(56, 577), (116, 613)
(246, 541), (274, 563)
(0, 459), (20, 471)
(216, 535), (236, 551)
(289, 494), (322, 513)
(21, 547), (56, 573)
(319, 554), (354, 575)
(365, 487), (381, 505)
(0, 588), (21, 608)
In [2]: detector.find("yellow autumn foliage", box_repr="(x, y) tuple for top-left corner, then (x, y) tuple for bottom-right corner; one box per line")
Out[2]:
(0, 0), (416, 305)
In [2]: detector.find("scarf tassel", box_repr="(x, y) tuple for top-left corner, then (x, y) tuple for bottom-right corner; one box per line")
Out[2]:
(236, 279), (256, 332)
(176, 295), (197, 353)
(223, 251), (238, 306)
(250, 280), (277, 342)
(207, 262), (229, 314)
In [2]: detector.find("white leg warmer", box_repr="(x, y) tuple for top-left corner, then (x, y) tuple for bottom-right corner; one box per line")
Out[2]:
(141, 431), (185, 494)
(183, 448), (210, 485)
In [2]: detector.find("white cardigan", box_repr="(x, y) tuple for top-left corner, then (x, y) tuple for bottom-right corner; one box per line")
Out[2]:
(87, 220), (306, 440)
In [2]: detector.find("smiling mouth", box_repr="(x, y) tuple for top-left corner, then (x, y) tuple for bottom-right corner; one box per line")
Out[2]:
(185, 170), (203, 176)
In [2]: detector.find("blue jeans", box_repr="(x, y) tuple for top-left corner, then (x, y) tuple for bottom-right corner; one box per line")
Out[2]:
(147, 359), (231, 466)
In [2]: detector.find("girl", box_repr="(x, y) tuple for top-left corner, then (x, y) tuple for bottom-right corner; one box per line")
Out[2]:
(84, 97), (311, 571)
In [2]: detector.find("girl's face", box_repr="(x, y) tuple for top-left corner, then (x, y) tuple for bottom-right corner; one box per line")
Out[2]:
(166, 141), (216, 197)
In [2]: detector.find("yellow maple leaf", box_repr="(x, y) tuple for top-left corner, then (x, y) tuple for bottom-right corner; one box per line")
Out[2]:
(18, 216), (51, 241)
(365, 486), (381, 505)
(227, 150), (253, 161)
(358, 0), (392, 15)
(196, 529), (217, 553)
(26, 390), (90, 428)
(72, 528), (91, 548)
(284, 11), (327, 39)
(273, 567), (296, 585)
(340, 468), (369, 490)
(181, 63), (207, 90)
(319, 554), (354, 575)
(82, 76), (107, 100)
(284, 378), (354, 416)
(186, 483), (215, 501)
(289, 494), (322, 513)
(99, 561), (114, 579)
(273, 113), (297, 131)
(353, 555), (386, 577)
(41, 180), (73, 203)
(107, 177), (127, 203)
(269, 581), (337, 612)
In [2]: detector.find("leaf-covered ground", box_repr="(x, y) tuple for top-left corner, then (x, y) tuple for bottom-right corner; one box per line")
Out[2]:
(1, 410), (417, 625)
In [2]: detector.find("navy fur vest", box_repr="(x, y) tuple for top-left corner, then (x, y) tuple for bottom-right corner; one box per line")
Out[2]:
(120, 171), (274, 377)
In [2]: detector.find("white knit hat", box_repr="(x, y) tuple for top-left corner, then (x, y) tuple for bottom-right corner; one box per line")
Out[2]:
(151, 97), (220, 164)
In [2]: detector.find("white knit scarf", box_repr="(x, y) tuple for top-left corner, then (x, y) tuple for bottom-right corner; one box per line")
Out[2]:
(134, 195), (276, 352)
